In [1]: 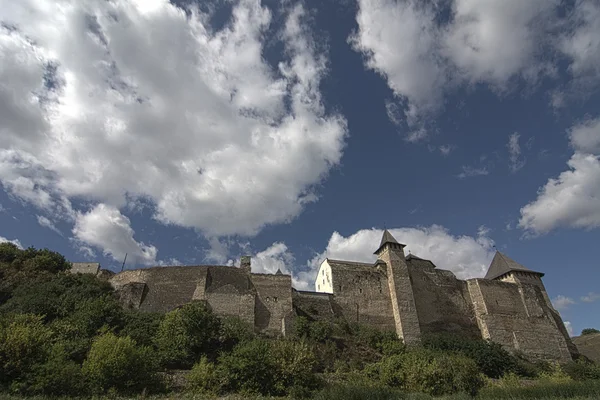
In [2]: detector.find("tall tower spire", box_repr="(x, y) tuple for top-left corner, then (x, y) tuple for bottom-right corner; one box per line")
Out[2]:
(375, 229), (421, 346)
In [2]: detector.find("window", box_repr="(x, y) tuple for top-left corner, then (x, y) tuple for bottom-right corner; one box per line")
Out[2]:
(359, 288), (363, 294)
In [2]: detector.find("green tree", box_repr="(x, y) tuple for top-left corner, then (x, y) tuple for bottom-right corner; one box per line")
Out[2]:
(219, 339), (277, 395)
(0, 314), (52, 388)
(155, 301), (221, 368)
(581, 328), (600, 336)
(82, 332), (159, 394)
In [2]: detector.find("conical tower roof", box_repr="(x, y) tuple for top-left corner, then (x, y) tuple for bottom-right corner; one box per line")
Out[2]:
(374, 229), (406, 254)
(484, 251), (544, 280)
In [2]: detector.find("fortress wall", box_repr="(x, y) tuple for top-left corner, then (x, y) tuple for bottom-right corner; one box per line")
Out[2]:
(293, 291), (339, 321)
(468, 279), (572, 362)
(409, 266), (480, 338)
(70, 262), (100, 275)
(110, 267), (209, 313)
(251, 274), (294, 334)
(331, 268), (396, 331)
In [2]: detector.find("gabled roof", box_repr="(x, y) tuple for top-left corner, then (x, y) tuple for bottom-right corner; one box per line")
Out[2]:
(484, 251), (544, 280)
(374, 229), (406, 254)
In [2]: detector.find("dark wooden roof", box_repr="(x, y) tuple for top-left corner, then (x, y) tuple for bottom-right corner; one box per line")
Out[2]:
(484, 251), (544, 280)
(374, 229), (406, 254)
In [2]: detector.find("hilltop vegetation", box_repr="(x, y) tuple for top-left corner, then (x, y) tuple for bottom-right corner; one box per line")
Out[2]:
(1, 242), (600, 399)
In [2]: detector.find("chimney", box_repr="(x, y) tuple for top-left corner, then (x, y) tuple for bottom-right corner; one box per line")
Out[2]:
(240, 256), (251, 274)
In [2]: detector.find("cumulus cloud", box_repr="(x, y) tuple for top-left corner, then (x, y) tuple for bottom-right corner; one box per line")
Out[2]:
(0, 0), (347, 260)
(350, 0), (599, 138)
(552, 295), (576, 311)
(0, 236), (23, 249)
(72, 204), (157, 266)
(301, 225), (495, 290)
(507, 132), (526, 173)
(519, 118), (600, 235)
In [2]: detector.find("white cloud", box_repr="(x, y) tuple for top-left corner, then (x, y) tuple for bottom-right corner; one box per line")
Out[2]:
(0, 236), (23, 249)
(457, 165), (489, 179)
(552, 295), (576, 311)
(507, 132), (526, 173)
(303, 226), (495, 291)
(350, 0), (560, 137)
(581, 292), (600, 303)
(560, 0), (600, 86)
(0, 0), (347, 255)
(569, 118), (600, 154)
(36, 215), (62, 235)
(564, 321), (574, 337)
(72, 203), (157, 266)
(519, 118), (600, 235)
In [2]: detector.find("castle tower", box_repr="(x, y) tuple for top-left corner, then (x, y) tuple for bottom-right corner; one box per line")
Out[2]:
(485, 251), (551, 307)
(485, 251), (577, 357)
(375, 230), (421, 346)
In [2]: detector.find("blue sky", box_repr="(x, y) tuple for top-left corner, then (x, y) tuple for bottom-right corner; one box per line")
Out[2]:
(1, 0), (599, 336)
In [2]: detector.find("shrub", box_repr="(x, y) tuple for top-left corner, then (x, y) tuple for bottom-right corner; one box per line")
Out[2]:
(120, 310), (164, 348)
(271, 339), (320, 394)
(310, 320), (334, 343)
(26, 343), (85, 396)
(187, 356), (221, 395)
(562, 359), (600, 381)
(422, 332), (518, 378)
(582, 328), (600, 335)
(0, 314), (52, 386)
(219, 339), (277, 395)
(82, 332), (160, 394)
(219, 316), (255, 350)
(378, 348), (485, 396)
(155, 301), (221, 368)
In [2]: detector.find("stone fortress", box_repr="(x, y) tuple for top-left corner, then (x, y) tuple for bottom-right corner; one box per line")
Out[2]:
(73, 230), (576, 363)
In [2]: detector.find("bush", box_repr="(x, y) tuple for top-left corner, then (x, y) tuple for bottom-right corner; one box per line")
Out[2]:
(155, 301), (221, 368)
(422, 333), (518, 378)
(0, 314), (52, 387)
(187, 356), (221, 395)
(582, 328), (600, 335)
(562, 359), (600, 381)
(271, 339), (321, 394)
(219, 316), (255, 351)
(82, 332), (160, 394)
(219, 339), (277, 395)
(377, 348), (485, 396)
(120, 310), (164, 348)
(26, 343), (85, 396)
(295, 317), (333, 343)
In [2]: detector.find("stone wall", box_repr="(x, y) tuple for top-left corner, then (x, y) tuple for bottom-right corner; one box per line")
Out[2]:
(409, 264), (480, 338)
(468, 278), (572, 363)
(250, 273), (293, 334)
(70, 262), (100, 275)
(329, 263), (396, 331)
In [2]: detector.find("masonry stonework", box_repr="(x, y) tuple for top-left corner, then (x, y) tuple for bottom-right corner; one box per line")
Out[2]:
(97, 230), (576, 362)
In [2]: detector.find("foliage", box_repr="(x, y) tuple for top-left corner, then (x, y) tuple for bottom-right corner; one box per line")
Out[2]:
(581, 328), (600, 336)
(0, 314), (52, 387)
(270, 339), (321, 394)
(219, 316), (255, 351)
(186, 356), (221, 395)
(25, 343), (85, 396)
(119, 310), (164, 348)
(422, 332), (520, 378)
(81, 332), (160, 394)
(562, 359), (600, 381)
(155, 301), (221, 368)
(480, 379), (600, 399)
(376, 348), (485, 396)
(219, 339), (277, 395)
(295, 316), (333, 343)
